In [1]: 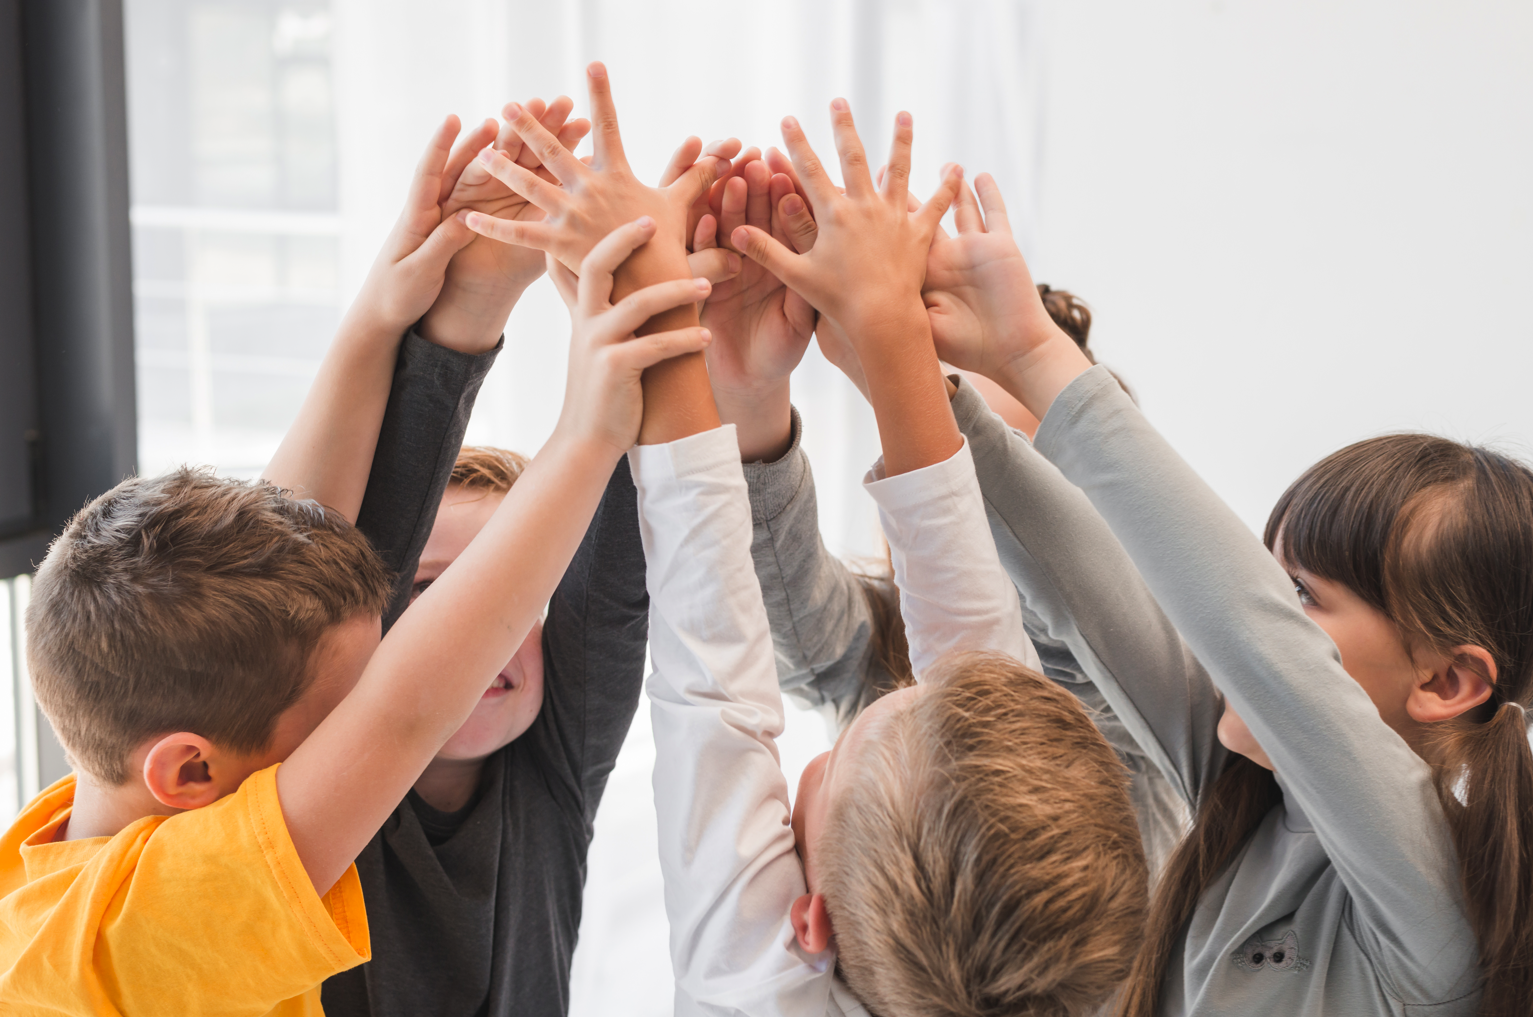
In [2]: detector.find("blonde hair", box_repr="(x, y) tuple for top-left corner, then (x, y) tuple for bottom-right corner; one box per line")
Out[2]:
(28, 468), (392, 784)
(450, 445), (529, 494)
(819, 652), (1149, 1017)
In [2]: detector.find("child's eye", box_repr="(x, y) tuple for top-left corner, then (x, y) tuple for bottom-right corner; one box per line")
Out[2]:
(410, 579), (433, 603)
(1291, 576), (1315, 607)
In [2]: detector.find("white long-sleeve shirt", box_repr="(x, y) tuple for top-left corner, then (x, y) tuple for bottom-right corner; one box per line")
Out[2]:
(630, 426), (1033, 1017)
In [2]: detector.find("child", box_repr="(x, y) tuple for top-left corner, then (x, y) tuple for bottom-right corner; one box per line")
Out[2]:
(0, 111), (717, 1013)
(849, 173), (1522, 1013)
(322, 101), (741, 1017)
(474, 87), (1149, 1014)
(689, 135), (1190, 875)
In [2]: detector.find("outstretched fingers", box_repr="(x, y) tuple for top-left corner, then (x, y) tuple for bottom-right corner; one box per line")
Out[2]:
(778, 116), (840, 210)
(404, 115), (463, 225)
(477, 147), (567, 216)
(881, 111), (913, 206)
(828, 99), (874, 198)
(461, 207), (556, 252)
(585, 62), (629, 169)
(501, 101), (586, 185)
(973, 173), (1012, 235)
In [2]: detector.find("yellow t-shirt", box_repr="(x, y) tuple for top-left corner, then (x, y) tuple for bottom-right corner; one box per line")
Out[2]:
(0, 763), (369, 1015)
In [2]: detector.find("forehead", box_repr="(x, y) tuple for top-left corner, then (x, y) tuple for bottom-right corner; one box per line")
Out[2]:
(420, 485), (504, 568)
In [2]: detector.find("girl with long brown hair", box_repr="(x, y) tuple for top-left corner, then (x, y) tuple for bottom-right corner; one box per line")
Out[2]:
(914, 196), (1529, 1012)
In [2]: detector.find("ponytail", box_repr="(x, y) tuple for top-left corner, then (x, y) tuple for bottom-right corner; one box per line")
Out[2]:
(1116, 755), (1281, 1017)
(1431, 699), (1533, 1016)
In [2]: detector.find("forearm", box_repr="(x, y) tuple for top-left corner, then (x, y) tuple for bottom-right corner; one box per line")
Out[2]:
(279, 431), (623, 894)
(745, 410), (880, 718)
(855, 307), (962, 477)
(354, 330), (501, 631)
(613, 241), (721, 444)
(262, 311), (401, 521)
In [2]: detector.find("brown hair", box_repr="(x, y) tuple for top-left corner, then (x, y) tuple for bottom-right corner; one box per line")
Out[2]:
(450, 445), (529, 494)
(1122, 434), (1533, 1017)
(822, 651), (1150, 1017)
(27, 468), (393, 784)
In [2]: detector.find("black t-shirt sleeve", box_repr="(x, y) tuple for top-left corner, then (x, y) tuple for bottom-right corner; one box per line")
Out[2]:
(353, 329), (502, 631)
(525, 456), (649, 825)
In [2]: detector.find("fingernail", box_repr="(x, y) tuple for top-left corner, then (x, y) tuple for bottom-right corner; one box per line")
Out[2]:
(699, 328), (712, 342)
(456, 209), (472, 223)
(782, 116), (799, 132)
(725, 252), (741, 273)
(897, 111), (912, 127)
(505, 102), (523, 119)
(831, 98), (848, 112)
(695, 277), (711, 292)
(463, 212), (479, 227)
(478, 148), (496, 165)
(636, 215), (654, 229)
(783, 195), (805, 215)
(588, 62), (607, 79)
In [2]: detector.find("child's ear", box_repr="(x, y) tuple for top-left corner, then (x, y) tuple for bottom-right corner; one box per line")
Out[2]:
(789, 892), (834, 954)
(142, 733), (222, 811)
(1408, 645), (1497, 724)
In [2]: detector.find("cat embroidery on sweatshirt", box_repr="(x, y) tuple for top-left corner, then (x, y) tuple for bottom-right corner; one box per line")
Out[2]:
(1231, 930), (1310, 973)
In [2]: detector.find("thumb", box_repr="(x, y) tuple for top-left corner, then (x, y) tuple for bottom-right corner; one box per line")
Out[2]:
(687, 247), (742, 286)
(670, 154), (727, 208)
(915, 165), (965, 237)
(731, 224), (803, 289)
(401, 214), (476, 277)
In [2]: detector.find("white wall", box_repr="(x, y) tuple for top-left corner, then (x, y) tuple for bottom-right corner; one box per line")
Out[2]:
(1033, 0), (1533, 532)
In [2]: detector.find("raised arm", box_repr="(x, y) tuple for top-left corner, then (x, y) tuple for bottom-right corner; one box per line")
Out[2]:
(634, 424), (833, 1016)
(1032, 367), (1470, 977)
(262, 117), (479, 518)
(277, 219), (712, 896)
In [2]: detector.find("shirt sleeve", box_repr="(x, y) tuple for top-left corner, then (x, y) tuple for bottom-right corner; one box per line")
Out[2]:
(744, 408), (884, 724)
(530, 456), (650, 827)
(631, 426), (836, 1017)
(862, 437), (1036, 676)
(1, 765), (367, 1015)
(353, 329), (502, 631)
(1033, 365), (1473, 980)
(951, 376), (1228, 807)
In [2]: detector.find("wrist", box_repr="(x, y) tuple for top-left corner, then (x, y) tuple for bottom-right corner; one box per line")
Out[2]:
(713, 379), (792, 462)
(418, 283), (525, 355)
(992, 327), (1094, 423)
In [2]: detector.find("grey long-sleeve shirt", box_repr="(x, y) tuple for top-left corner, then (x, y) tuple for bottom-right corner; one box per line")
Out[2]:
(742, 396), (1189, 873)
(1021, 367), (1477, 1015)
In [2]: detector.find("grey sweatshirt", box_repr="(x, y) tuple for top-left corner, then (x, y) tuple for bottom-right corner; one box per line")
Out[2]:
(742, 401), (1189, 873)
(1018, 366), (1478, 1015)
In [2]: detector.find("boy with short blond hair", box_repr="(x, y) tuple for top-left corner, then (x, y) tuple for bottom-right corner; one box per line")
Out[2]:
(0, 98), (726, 1014)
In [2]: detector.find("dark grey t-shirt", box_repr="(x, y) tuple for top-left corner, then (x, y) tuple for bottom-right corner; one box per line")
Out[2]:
(325, 331), (649, 1017)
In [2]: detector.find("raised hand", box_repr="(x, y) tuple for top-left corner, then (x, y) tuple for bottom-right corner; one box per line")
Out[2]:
(922, 174), (1061, 380)
(729, 103), (962, 343)
(418, 97), (590, 352)
(731, 101), (964, 477)
(462, 63), (728, 279)
(695, 158), (818, 460)
(546, 218), (715, 454)
(921, 174), (1093, 417)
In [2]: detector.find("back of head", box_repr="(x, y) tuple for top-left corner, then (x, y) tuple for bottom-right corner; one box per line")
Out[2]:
(1262, 432), (1533, 1016)
(820, 652), (1150, 1017)
(27, 468), (392, 785)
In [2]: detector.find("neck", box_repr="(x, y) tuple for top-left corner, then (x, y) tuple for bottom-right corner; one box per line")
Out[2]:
(412, 755), (489, 812)
(65, 776), (174, 841)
